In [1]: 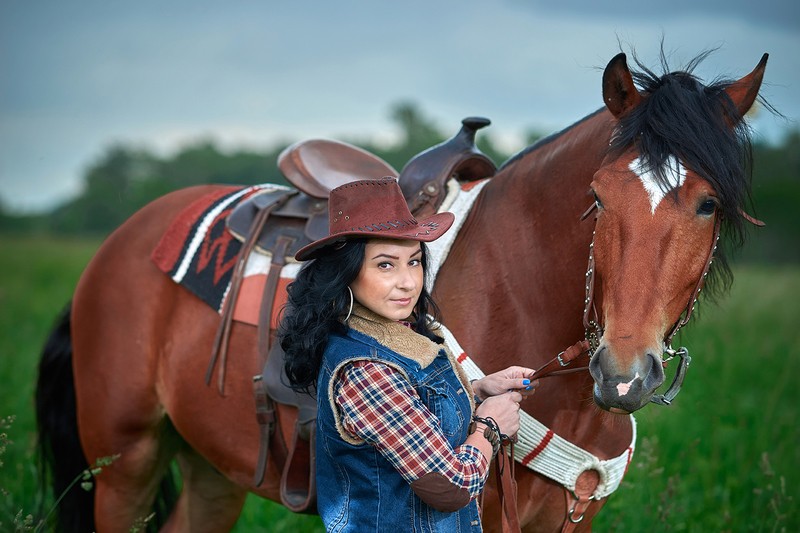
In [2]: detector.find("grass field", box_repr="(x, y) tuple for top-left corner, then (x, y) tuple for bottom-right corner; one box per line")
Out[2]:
(0, 235), (797, 532)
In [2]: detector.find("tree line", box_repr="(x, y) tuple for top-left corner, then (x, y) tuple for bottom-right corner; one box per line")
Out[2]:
(2, 102), (797, 263)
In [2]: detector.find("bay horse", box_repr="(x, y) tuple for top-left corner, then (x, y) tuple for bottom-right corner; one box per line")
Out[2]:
(36, 50), (767, 532)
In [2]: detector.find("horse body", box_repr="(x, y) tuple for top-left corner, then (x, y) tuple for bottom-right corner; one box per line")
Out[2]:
(434, 50), (766, 528)
(434, 110), (630, 530)
(37, 52), (768, 532)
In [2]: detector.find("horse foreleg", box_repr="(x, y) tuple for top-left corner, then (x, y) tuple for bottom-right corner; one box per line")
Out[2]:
(161, 446), (248, 532)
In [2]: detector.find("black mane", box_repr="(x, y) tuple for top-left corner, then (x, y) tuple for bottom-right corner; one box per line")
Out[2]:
(610, 50), (759, 297)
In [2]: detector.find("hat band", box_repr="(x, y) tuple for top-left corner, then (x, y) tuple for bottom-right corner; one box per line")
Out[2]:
(332, 217), (417, 235)
(409, 221), (442, 237)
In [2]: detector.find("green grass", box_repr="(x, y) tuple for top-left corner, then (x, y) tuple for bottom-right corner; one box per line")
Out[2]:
(1, 235), (797, 531)
(0, 236), (100, 529)
(594, 264), (799, 532)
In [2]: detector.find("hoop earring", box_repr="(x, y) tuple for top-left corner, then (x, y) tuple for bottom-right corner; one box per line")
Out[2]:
(344, 286), (354, 323)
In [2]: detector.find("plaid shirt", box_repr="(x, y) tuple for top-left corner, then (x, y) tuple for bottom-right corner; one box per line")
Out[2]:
(334, 360), (489, 498)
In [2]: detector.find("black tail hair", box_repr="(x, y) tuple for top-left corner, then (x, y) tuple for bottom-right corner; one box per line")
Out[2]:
(36, 303), (94, 532)
(35, 304), (180, 532)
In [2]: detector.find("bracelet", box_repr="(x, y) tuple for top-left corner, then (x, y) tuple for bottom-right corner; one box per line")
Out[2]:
(469, 415), (501, 456)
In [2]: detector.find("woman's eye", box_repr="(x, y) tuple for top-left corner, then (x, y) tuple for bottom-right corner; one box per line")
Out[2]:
(377, 262), (393, 270)
(697, 199), (717, 216)
(409, 259), (421, 267)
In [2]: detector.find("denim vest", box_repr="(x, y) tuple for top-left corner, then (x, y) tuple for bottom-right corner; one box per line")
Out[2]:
(316, 321), (482, 532)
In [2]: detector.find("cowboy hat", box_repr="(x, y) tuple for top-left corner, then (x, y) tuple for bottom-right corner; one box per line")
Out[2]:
(295, 177), (455, 261)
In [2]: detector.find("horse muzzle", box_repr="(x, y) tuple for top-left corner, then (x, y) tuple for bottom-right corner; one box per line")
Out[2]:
(588, 344), (666, 413)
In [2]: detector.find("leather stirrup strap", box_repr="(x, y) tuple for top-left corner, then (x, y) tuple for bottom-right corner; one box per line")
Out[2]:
(256, 235), (292, 361)
(207, 194), (287, 394)
(252, 379), (276, 487)
(252, 235), (293, 487)
(280, 421), (317, 511)
(495, 443), (521, 533)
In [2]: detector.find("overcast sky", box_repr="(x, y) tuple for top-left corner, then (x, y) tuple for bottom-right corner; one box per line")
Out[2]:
(2, 0), (798, 212)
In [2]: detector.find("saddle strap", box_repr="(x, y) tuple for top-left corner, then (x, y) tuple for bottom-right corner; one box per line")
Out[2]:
(252, 235), (294, 487)
(280, 421), (317, 512)
(257, 235), (292, 361)
(252, 378), (276, 487)
(207, 192), (291, 393)
(561, 470), (600, 533)
(495, 443), (521, 533)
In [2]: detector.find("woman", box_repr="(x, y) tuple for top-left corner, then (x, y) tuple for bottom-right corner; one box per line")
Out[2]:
(279, 177), (536, 532)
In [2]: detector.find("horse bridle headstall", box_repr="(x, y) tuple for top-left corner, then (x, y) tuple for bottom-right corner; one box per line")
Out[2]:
(535, 202), (763, 407)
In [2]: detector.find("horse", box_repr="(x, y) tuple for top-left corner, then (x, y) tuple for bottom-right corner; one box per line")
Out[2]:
(36, 50), (767, 532)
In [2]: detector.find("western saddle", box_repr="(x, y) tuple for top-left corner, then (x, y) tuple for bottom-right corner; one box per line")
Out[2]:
(209, 117), (496, 513)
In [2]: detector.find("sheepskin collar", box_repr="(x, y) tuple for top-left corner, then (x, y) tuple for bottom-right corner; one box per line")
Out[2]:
(346, 304), (443, 368)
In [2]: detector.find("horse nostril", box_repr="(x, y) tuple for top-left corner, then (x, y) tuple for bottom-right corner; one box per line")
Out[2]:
(643, 352), (666, 392)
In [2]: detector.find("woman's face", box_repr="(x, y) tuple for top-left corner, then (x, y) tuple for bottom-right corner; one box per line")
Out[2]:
(350, 239), (424, 321)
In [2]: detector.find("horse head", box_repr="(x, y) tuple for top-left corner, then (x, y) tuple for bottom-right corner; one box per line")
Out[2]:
(587, 52), (767, 413)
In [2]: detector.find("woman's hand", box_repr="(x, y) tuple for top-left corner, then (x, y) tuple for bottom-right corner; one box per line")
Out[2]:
(474, 391), (522, 439)
(472, 366), (538, 403)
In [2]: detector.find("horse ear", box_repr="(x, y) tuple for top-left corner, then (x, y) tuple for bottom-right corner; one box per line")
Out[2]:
(723, 53), (768, 124)
(602, 53), (643, 118)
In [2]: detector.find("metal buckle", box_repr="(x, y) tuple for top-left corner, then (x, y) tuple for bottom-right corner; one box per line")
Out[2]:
(567, 491), (595, 523)
(568, 506), (586, 524)
(650, 346), (691, 406)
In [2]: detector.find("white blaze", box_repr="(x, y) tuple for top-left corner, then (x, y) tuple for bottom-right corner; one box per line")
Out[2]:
(629, 155), (687, 214)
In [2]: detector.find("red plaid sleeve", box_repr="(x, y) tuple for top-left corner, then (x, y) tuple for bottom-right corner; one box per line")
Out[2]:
(334, 360), (489, 498)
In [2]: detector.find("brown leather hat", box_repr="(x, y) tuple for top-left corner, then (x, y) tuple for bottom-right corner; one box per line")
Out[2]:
(295, 177), (455, 261)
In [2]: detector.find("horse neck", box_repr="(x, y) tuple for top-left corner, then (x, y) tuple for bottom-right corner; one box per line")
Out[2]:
(445, 110), (613, 332)
(435, 110), (620, 436)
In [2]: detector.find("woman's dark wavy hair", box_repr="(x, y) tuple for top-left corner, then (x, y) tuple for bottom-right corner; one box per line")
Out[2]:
(279, 238), (442, 392)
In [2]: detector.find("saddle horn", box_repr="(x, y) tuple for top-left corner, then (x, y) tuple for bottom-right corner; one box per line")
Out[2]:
(398, 117), (497, 216)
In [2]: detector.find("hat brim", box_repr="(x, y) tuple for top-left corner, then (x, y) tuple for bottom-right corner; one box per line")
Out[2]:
(295, 211), (455, 261)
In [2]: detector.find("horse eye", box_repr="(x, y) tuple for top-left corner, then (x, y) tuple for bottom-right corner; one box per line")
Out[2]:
(697, 199), (717, 216)
(593, 191), (604, 209)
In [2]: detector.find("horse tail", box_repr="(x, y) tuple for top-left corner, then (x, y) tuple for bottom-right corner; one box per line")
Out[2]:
(35, 303), (95, 532)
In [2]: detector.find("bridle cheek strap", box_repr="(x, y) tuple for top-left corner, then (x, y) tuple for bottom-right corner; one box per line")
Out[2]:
(663, 213), (722, 348)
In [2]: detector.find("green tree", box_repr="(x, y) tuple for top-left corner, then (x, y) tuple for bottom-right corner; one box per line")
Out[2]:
(741, 129), (800, 263)
(49, 146), (159, 234)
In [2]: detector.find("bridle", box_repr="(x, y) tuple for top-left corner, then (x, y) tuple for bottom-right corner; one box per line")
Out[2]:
(521, 204), (722, 533)
(528, 201), (764, 531)
(534, 202), (725, 407)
